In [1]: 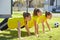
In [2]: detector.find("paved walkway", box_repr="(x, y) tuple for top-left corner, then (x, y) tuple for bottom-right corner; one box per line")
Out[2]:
(52, 14), (60, 17)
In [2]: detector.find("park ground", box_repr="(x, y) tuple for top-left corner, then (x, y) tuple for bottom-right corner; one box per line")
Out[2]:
(0, 11), (60, 40)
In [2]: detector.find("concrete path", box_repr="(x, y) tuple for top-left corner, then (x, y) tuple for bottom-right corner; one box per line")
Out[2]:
(52, 14), (60, 17)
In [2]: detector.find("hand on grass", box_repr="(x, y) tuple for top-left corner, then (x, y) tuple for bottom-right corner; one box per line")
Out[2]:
(28, 33), (31, 36)
(35, 34), (39, 37)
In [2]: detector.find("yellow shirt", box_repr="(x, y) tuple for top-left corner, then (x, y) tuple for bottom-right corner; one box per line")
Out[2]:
(37, 15), (47, 24)
(27, 17), (34, 28)
(7, 18), (25, 29)
(27, 16), (39, 28)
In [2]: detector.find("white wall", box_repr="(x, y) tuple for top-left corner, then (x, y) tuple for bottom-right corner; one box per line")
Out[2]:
(0, 0), (12, 18)
(0, 0), (11, 15)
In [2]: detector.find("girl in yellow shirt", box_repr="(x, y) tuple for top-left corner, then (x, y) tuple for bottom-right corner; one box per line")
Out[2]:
(0, 12), (31, 36)
(41, 11), (52, 33)
(33, 8), (42, 36)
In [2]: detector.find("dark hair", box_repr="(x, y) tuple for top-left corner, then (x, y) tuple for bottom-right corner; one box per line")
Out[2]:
(33, 8), (41, 16)
(45, 11), (52, 17)
(23, 12), (30, 18)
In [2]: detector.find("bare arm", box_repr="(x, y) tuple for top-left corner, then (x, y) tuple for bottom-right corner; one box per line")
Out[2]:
(25, 21), (31, 36)
(41, 20), (45, 33)
(17, 22), (21, 40)
(34, 21), (39, 36)
(45, 21), (51, 31)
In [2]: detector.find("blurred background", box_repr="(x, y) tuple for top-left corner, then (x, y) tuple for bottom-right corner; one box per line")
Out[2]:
(13, 0), (60, 13)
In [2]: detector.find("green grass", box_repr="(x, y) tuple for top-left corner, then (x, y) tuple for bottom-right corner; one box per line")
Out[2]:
(0, 12), (60, 40)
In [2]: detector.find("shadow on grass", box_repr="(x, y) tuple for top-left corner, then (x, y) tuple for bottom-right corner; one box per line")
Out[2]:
(21, 31), (34, 37)
(0, 30), (34, 40)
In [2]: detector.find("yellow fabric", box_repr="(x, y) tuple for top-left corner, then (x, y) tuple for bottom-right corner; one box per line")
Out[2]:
(27, 16), (39, 28)
(37, 15), (47, 24)
(7, 18), (25, 29)
(27, 17), (34, 28)
(33, 16), (38, 22)
(7, 15), (47, 29)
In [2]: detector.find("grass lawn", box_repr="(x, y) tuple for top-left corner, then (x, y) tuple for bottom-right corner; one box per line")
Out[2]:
(0, 12), (60, 40)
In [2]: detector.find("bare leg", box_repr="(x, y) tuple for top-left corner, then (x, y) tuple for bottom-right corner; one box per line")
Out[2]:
(42, 26), (45, 33)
